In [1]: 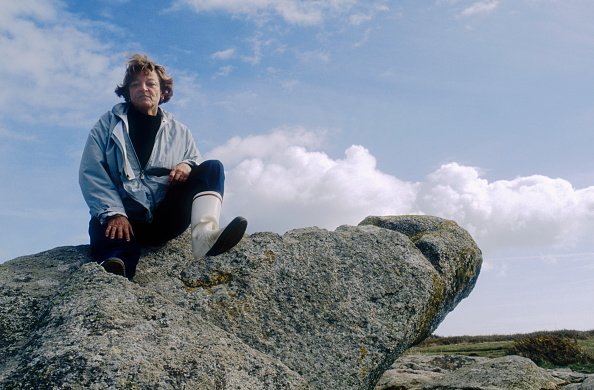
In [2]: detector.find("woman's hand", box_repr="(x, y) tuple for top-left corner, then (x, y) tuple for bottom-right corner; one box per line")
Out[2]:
(105, 215), (134, 241)
(168, 162), (191, 185)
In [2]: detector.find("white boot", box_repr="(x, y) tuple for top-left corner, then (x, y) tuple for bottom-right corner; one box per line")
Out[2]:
(191, 191), (247, 259)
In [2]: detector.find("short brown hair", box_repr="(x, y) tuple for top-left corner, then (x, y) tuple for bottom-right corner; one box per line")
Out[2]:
(115, 54), (173, 104)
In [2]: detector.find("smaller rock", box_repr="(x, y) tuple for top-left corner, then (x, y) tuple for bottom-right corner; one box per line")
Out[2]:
(427, 355), (565, 390)
(376, 354), (594, 390)
(550, 367), (593, 385)
(564, 376), (594, 390)
(374, 354), (488, 390)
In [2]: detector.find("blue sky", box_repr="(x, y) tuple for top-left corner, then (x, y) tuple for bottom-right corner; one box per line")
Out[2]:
(1, 0), (593, 336)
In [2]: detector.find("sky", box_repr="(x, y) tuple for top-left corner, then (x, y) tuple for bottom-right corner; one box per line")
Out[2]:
(0, 0), (593, 336)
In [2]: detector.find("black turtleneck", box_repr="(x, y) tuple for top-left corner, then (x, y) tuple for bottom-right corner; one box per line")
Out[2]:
(127, 104), (162, 168)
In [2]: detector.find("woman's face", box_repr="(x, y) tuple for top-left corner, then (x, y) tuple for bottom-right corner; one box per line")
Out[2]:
(129, 70), (162, 116)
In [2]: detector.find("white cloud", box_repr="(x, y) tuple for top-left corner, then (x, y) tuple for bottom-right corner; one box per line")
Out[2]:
(173, 0), (363, 26)
(208, 127), (326, 166)
(214, 65), (234, 78)
(353, 28), (372, 48)
(280, 79), (299, 89)
(350, 13), (373, 25)
(211, 129), (594, 256)
(460, 0), (500, 17)
(213, 128), (418, 233)
(349, 3), (389, 25)
(0, 0), (58, 23)
(241, 36), (265, 65)
(211, 47), (236, 60)
(296, 50), (331, 64)
(0, 1), (123, 128)
(167, 71), (207, 110)
(0, 127), (38, 142)
(417, 163), (594, 251)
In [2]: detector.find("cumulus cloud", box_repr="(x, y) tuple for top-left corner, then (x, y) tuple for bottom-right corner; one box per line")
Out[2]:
(417, 163), (594, 251)
(210, 129), (594, 255)
(208, 126), (327, 166)
(208, 128), (418, 233)
(0, 1), (122, 128)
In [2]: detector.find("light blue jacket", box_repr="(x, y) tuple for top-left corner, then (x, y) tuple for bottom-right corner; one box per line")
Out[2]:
(79, 103), (202, 224)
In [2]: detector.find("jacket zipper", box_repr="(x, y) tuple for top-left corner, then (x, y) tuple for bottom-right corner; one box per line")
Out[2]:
(122, 118), (164, 217)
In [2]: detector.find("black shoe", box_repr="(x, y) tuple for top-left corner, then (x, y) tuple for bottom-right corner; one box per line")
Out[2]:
(206, 217), (248, 257)
(100, 257), (127, 278)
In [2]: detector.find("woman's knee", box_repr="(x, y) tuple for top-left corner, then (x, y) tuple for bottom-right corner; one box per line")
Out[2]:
(188, 160), (225, 195)
(196, 159), (224, 176)
(88, 218), (141, 263)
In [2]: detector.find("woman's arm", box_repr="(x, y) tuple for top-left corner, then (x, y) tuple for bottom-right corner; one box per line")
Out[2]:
(79, 115), (128, 224)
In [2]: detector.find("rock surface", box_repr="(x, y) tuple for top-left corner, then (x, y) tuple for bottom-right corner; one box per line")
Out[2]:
(0, 215), (482, 389)
(374, 354), (489, 389)
(435, 355), (565, 390)
(375, 354), (594, 390)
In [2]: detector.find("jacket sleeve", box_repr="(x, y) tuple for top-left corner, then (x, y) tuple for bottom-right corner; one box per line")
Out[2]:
(79, 115), (127, 224)
(180, 124), (203, 167)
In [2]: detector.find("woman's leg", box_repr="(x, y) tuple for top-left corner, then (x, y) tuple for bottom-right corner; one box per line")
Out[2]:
(139, 159), (225, 246)
(88, 217), (141, 280)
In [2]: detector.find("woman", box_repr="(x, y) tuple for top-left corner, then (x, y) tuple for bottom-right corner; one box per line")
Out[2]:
(79, 54), (247, 280)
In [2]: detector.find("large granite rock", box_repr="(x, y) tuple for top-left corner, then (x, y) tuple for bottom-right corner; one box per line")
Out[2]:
(0, 215), (482, 389)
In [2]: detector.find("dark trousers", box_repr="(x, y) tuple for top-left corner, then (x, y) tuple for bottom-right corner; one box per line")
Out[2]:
(89, 160), (224, 279)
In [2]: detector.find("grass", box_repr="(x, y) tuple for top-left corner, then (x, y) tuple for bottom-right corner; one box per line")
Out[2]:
(408, 340), (512, 358)
(580, 335), (594, 355)
(408, 329), (594, 373)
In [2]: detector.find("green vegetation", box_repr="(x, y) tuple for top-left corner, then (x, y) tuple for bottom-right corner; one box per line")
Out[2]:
(511, 334), (594, 372)
(408, 329), (594, 373)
